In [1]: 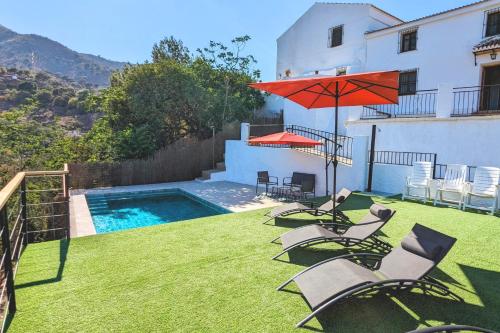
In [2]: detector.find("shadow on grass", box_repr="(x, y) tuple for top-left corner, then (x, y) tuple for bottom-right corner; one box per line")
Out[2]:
(286, 264), (500, 332)
(16, 238), (70, 289)
(5, 239), (70, 332)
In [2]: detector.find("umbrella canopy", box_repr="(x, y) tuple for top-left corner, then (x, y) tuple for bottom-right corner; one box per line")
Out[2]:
(248, 131), (322, 147)
(249, 70), (399, 222)
(249, 71), (399, 109)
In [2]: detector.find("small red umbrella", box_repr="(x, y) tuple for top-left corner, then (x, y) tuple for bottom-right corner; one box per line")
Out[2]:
(249, 71), (399, 222)
(248, 131), (322, 147)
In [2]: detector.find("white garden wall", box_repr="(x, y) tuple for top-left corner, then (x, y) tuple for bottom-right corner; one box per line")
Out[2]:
(222, 125), (370, 196)
(346, 116), (500, 167)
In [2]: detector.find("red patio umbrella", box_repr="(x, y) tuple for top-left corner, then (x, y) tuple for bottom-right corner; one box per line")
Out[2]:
(248, 131), (322, 147)
(249, 70), (399, 222)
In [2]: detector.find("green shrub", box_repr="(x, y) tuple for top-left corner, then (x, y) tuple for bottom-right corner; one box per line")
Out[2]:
(36, 90), (53, 106)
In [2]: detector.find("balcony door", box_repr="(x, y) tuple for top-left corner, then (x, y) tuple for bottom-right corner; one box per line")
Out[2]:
(481, 65), (500, 112)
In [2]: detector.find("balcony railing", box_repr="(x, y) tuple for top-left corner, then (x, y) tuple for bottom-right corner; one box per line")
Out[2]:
(0, 167), (70, 328)
(452, 84), (500, 117)
(361, 89), (437, 119)
(285, 125), (353, 165)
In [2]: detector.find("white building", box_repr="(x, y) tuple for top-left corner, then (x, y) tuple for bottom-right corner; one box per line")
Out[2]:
(217, 1), (500, 196)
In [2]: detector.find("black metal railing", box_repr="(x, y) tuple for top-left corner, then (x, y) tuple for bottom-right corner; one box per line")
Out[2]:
(361, 89), (438, 119)
(249, 124), (284, 138)
(370, 151), (437, 167)
(433, 164), (477, 182)
(286, 125), (353, 165)
(0, 168), (70, 331)
(452, 84), (500, 117)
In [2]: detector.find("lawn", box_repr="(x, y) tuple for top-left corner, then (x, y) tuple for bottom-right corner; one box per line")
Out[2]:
(7, 193), (500, 332)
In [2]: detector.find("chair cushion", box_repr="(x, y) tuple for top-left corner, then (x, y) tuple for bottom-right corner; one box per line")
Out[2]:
(401, 235), (442, 260)
(369, 204), (391, 220)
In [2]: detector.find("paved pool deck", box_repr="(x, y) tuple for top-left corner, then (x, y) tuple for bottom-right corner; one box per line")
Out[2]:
(70, 181), (281, 237)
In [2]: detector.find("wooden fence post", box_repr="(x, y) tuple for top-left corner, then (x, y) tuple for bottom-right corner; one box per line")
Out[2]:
(0, 206), (17, 314)
(20, 179), (27, 246)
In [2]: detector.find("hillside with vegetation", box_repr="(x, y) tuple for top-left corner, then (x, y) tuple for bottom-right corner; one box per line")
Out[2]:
(0, 35), (264, 186)
(0, 24), (125, 86)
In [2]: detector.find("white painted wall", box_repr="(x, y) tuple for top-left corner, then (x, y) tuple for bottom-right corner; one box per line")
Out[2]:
(365, 0), (500, 89)
(276, 3), (401, 134)
(346, 116), (500, 167)
(223, 131), (370, 196)
(256, 94), (284, 117)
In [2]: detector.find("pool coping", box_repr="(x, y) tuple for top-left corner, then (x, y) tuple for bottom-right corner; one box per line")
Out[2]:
(70, 181), (281, 237)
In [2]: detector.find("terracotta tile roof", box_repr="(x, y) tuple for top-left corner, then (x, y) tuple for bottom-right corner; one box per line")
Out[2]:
(366, 0), (493, 34)
(473, 35), (500, 52)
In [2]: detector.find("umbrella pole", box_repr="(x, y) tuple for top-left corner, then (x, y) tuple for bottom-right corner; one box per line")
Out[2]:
(333, 81), (339, 223)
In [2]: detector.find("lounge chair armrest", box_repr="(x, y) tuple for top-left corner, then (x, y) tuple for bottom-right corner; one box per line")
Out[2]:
(268, 176), (279, 184)
(282, 177), (292, 186)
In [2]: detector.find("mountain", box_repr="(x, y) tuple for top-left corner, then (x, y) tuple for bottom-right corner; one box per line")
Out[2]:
(0, 24), (126, 87)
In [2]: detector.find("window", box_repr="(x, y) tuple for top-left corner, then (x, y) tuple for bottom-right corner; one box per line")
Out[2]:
(400, 29), (417, 53)
(399, 70), (417, 95)
(328, 25), (343, 48)
(336, 67), (347, 76)
(486, 10), (500, 37)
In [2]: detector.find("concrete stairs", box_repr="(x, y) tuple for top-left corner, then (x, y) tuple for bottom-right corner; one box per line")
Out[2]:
(196, 161), (226, 182)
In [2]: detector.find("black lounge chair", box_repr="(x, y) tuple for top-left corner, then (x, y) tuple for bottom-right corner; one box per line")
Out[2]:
(263, 188), (352, 224)
(278, 223), (461, 328)
(271, 203), (395, 260)
(406, 325), (497, 333)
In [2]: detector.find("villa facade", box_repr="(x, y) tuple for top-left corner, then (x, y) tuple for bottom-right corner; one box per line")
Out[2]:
(221, 0), (500, 195)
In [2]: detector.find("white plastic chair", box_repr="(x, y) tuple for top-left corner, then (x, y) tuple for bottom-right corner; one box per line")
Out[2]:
(402, 161), (432, 202)
(462, 167), (500, 214)
(434, 164), (467, 207)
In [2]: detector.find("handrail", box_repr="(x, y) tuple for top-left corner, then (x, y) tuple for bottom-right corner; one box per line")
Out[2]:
(0, 163), (70, 327)
(0, 168), (69, 211)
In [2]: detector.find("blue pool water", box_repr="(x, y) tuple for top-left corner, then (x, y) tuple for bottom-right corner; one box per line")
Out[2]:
(86, 189), (229, 233)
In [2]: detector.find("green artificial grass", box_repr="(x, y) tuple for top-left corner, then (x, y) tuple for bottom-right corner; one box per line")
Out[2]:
(7, 193), (500, 332)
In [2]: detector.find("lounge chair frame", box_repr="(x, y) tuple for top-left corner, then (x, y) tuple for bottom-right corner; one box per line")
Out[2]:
(271, 219), (394, 260)
(461, 167), (500, 214)
(263, 188), (352, 224)
(263, 204), (350, 224)
(434, 164), (467, 208)
(406, 325), (497, 333)
(402, 161), (433, 203)
(278, 253), (463, 328)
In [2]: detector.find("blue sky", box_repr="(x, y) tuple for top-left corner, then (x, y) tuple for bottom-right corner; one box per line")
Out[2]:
(1, 0), (474, 81)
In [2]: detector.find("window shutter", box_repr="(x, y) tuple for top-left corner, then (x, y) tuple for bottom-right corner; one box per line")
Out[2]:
(328, 27), (333, 47)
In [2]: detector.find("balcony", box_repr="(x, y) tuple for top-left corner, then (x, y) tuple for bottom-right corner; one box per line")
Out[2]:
(452, 84), (500, 117)
(361, 89), (438, 119)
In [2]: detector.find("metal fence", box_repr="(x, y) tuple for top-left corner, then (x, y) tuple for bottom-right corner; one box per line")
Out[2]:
(433, 164), (477, 182)
(370, 151), (437, 167)
(286, 125), (353, 164)
(361, 89), (438, 119)
(452, 85), (500, 117)
(0, 168), (70, 330)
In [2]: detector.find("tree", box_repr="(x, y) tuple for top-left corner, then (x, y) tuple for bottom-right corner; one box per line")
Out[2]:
(152, 36), (191, 64)
(101, 60), (209, 159)
(195, 35), (264, 127)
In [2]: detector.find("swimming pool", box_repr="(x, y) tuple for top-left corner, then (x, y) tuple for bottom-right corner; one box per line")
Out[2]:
(86, 189), (229, 233)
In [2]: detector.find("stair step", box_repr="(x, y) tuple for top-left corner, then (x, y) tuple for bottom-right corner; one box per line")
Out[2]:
(216, 162), (225, 171)
(201, 168), (224, 179)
